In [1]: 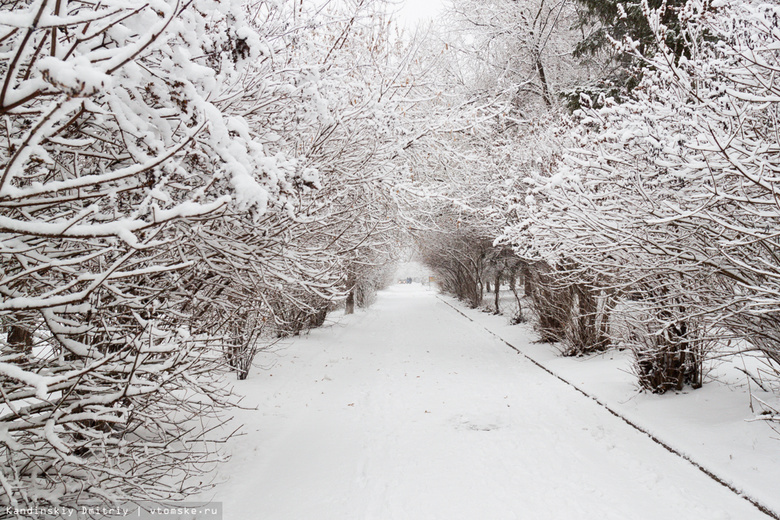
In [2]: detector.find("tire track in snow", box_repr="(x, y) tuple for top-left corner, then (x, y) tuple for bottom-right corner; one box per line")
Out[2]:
(436, 295), (780, 520)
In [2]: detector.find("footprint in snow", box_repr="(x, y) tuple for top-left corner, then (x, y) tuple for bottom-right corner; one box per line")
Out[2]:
(452, 415), (501, 432)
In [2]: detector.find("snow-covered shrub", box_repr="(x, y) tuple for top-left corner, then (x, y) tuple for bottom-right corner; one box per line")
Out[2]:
(222, 306), (273, 381)
(0, 316), (235, 507)
(629, 327), (707, 393)
(611, 0), (780, 383)
(621, 291), (711, 393)
(526, 262), (572, 343)
(563, 283), (612, 356)
(525, 262), (611, 354)
(0, 0), (265, 506)
(503, 0), (780, 392)
(354, 263), (397, 310)
(268, 290), (332, 339)
(419, 228), (494, 308)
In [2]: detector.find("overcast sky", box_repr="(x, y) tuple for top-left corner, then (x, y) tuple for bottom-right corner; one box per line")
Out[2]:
(395, 0), (446, 27)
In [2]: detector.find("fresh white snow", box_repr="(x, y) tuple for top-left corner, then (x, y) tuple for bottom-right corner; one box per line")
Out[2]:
(201, 285), (776, 520)
(455, 293), (780, 517)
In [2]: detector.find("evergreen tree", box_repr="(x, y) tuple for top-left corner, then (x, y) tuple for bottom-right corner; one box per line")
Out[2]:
(567, 0), (695, 109)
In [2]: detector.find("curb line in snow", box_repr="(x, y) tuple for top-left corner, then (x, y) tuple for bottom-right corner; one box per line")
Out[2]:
(436, 295), (780, 520)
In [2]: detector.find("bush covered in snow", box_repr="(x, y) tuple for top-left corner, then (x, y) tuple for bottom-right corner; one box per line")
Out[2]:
(0, 0), (416, 510)
(503, 0), (780, 394)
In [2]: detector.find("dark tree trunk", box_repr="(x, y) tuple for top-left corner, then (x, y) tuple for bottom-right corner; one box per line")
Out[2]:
(522, 264), (533, 297)
(536, 57), (553, 108)
(8, 325), (33, 355)
(509, 271), (523, 323)
(494, 273), (501, 314)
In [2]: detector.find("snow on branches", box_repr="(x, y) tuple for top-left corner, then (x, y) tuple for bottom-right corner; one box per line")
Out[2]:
(0, 0), (280, 508)
(504, 0), (780, 391)
(0, 0), (415, 510)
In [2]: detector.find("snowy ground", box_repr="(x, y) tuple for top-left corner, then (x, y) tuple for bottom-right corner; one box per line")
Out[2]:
(455, 290), (780, 517)
(200, 284), (778, 520)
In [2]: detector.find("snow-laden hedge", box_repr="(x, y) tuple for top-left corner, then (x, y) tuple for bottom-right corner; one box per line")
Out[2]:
(0, 0), (414, 509)
(504, 0), (780, 393)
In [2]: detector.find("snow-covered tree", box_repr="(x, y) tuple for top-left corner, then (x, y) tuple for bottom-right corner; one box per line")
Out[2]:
(0, 0), (280, 507)
(0, 0), (420, 507)
(504, 0), (780, 393)
(443, 0), (589, 114)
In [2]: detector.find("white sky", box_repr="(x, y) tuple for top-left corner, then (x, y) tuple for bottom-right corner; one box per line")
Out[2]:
(395, 0), (446, 27)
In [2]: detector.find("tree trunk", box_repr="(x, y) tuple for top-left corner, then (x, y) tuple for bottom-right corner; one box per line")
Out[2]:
(522, 263), (533, 297)
(345, 269), (356, 315)
(509, 271), (523, 322)
(494, 273), (501, 314)
(536, 57), (553, 108)
(8, 325), (33, 355)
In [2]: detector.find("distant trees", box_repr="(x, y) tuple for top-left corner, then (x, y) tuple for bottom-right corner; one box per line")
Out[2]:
(443, 0), (589, 115)
(419, 224), (493, 308)
(402, 0), (586, 329)
(412, 0), (780, 402)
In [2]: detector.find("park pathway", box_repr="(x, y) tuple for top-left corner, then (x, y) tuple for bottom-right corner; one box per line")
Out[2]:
(204, 284), (769, 520)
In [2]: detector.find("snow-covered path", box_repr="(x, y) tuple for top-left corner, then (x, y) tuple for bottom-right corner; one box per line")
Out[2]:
(206, 285), (770, 520)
